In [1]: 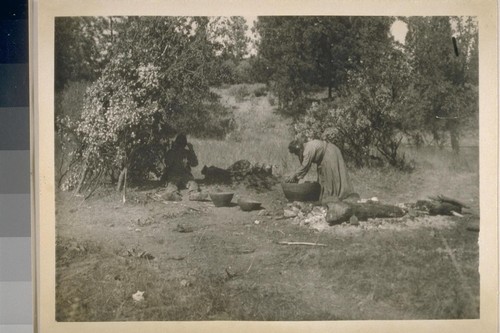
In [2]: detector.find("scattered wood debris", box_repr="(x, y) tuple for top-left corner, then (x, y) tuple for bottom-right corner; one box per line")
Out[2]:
(174, 224), (194, 233)
(278, 241), (327, 247)
(126, 248), (155, 260)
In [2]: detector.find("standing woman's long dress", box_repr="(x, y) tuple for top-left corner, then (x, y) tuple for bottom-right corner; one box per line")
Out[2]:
(292, 140), (356, 202)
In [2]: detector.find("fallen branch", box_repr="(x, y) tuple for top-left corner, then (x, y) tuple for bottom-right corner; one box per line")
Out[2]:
(196, 228), (207, 244)
(278, 241), (327, 247)
(325, 201), (405, 224)
(416, 200), (462, 216)
(245, 256), (256, 274)
(180, 204), (201, 211)
(429, 195), (470, 209)
(274, 229), (286, 236)
(451, 211), (464, 217)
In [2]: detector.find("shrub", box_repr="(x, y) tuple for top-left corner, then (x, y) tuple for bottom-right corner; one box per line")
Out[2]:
(294, 99), (413, 170)
(294, 101), (371, 167)
(234, 59), (254, 83)
(253, 85), (268, 97)
(267, 94), (276, 106)
(293, 42), (417, 170)
(176, 102), (236, 140)
(229, 84), (251, 102)
(55, 81), (90, 188)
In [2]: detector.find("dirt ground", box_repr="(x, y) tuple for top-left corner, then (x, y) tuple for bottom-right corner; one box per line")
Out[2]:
(55, 180), (479, 321)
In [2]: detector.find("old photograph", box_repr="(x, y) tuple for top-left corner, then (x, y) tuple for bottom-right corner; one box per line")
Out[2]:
(51, 15), (483, 322)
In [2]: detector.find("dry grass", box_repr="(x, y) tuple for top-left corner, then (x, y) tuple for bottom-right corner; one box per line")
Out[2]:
(56, 209), (479, 321)
(55, 84), (480, 321)
(193, 85), (479, 204)
(192, 84), (297, 178)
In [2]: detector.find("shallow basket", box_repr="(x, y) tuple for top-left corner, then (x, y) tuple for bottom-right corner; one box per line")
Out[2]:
(238, 199), (262, 212)
(209, 192), (234, 207)
(281, 182), (321, 202)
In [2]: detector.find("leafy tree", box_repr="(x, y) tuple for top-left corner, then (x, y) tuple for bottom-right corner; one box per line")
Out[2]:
(206, 16), (252, 83)
(287, 16), (477, 168)
(55, 81), (90, 189)
(405, 16), (478, 152)
(294, 33), (414, 169)
(208, 16), (250, 61)
(58, 16), (235, 197)
(55, 17), (114, 92)
(255, 16), (323, 111)
(254, 16), (391, 113)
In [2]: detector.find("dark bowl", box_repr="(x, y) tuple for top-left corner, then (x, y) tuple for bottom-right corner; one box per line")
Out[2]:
(209, 192), (234, 207)
(238, 199), (262, 212)
(281, 182), (321, 202)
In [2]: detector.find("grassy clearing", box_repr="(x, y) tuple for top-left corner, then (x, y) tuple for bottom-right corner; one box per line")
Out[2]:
(56, 204), (479, 321)
(56, 84), (479, 321)
(192, 84), (297, 178)
(350, 146), (479, 207)
(194, 85), (479, 207)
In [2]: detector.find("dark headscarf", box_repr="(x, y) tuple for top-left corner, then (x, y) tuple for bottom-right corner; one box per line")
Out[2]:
(174, 133), (187, 147)
(288, 137), (306, 155)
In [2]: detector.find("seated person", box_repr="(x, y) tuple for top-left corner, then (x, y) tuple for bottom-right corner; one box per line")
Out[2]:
(163, 133), (199, 193)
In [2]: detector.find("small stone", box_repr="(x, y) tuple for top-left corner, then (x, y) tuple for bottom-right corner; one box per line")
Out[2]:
(349, 215), (359, 226)
(258, 210), (269, 216)
(254, 220), (261, 225)
(189, 192), (209, 201)
(283, 209), (297, 218)
(132, 290), (145, 302)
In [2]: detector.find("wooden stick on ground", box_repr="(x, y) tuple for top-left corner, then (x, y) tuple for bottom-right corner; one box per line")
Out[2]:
(278, 241), (327, 247)
(451, 211), (464, 217)
(436, 194), (470, 209)
(325, 201), (405, 224)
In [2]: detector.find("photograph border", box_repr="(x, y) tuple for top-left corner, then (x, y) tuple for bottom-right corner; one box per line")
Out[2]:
(32, 0), (498, 332)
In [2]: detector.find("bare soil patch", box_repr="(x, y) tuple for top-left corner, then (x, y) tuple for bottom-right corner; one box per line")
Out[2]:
(56, 181), (479, 321)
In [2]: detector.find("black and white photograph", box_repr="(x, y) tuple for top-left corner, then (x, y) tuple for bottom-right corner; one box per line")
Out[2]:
(51, 14), (483, 322)
(32, 1), (499, 331)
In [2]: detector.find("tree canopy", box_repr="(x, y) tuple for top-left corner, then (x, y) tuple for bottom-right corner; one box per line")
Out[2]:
(55, 15), (479, 195)
(255, 16), (478, 166)
(56, 16), (238, 192)
(404, 16), (478, 151)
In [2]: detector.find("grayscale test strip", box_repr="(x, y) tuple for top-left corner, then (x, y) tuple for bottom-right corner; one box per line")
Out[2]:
(0, 1), (32, 332)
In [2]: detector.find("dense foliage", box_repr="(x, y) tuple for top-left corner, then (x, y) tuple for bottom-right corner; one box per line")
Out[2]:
(56, 16), (239, 190)
(255, 16), (478, 167)
(254, 17), (394, 113)
(55, 15), (479, 194)
(404, 17), (478, 152)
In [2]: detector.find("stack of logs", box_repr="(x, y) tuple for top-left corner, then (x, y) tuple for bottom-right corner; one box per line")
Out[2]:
(325, 195), (469, 225)
(202, 159), (277, 190)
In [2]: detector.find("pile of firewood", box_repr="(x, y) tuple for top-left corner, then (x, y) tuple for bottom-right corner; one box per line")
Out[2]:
(325, 194), (469, 225)
(202, 159), (278, 190)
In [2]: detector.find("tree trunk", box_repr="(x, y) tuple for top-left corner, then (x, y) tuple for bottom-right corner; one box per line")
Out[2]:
(75, 165), (89, 194)
(84, 168), (105, 200)
(116, 167), (126, 192)
(122, 167), (128, 203)
(325, 201), (405, 225)
(449, 127), (460, 154)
